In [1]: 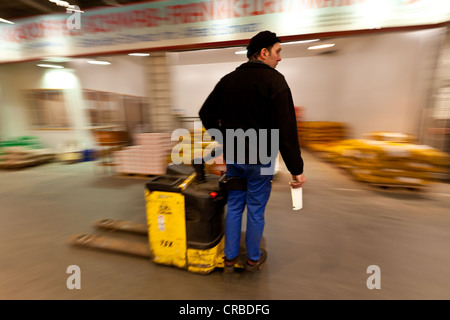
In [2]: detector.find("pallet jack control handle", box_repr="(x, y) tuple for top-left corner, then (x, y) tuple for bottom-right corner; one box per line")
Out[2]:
(193, 159), (206, 183)
(192, 147), (222, 183)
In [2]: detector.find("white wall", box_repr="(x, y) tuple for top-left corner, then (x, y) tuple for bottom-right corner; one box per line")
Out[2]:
(171, 61), (237, 118)
(0, 55), (148, 150)
(0, 28), (445, 150)
(169, 28), (445, 139)
(279, 28), (443, 138)
(0, 62), (95, 150)
(0, 63), (39, 139)
(68, 56), (148, 97)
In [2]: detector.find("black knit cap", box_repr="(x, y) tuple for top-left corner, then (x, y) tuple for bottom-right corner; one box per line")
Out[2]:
(246, 30), (281, 58)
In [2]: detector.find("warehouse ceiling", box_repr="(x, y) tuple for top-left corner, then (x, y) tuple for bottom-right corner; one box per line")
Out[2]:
(0, 0), (152, 21)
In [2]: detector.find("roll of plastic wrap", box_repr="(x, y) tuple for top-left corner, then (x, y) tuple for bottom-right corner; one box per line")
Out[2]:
(291, 187), (303, 210)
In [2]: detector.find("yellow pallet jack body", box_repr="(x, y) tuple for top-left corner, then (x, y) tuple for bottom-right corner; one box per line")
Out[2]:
(145, 188), (230, 274)
(69, 165), (246, 275)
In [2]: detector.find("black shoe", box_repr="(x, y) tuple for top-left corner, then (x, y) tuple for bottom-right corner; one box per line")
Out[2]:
(224, 257), (237, 274)
(245, 249), (267, 272)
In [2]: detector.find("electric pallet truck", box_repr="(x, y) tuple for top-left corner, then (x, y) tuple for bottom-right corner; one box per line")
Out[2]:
(68, 157), (247, 275)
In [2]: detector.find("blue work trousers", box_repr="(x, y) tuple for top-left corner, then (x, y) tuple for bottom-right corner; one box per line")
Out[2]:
(224, 163), (273, 261)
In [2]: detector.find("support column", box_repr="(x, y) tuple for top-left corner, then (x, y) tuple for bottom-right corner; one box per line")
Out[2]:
(145, 52), (179, 133)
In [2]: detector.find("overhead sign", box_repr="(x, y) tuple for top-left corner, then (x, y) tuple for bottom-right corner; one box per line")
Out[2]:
(0, 0), (449, 63)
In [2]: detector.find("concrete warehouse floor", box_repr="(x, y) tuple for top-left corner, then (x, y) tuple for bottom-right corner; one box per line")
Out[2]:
(0, 149), (449, 300)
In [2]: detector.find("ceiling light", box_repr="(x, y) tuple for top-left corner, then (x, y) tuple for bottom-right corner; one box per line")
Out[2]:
(48, 0), (84, 12)
(67, 7), (84, 13)
(308, 43), (335, 50)
(0, 18), (14, 24)
(235, 50), (247, 55)
(284, 39), (320, 45)
(43, 57), (72, 63)
(86, 60), (111, 65)
(128, 53), (150, 56)
(37, 64), (64, 69)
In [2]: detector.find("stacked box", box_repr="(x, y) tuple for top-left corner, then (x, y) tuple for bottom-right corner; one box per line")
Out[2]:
(294, 106), (304, 122)
(320, 139), (450, 187)
(57, 141), (84, 164)
(298, 121), (347, 148)
(113, 133), (175, 175)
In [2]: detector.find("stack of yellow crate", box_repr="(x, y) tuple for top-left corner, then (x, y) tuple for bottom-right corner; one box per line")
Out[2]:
(322, 137), (449, 188)
(171, 127), (225, 175)
(364, 131), (417, 144)
(297, 121), (347, 150)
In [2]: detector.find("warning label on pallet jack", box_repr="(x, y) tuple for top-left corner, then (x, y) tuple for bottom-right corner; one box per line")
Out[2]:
(157, 215), (165, 231)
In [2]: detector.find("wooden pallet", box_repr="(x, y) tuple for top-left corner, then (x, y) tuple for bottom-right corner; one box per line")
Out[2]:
(307, 152), (432, 192)
(0, 158), (53, 170)
(366, 183), (427, 192)
(115, 172), (158, 179)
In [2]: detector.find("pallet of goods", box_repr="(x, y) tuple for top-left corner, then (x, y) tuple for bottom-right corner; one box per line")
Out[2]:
(0, 136), (55, 169)
(0, 146), (55, 169)
(319, 136), (450, 189)
(363, 131), (417, 144)
(113, 132), (175, 176)
(297, 121), (348, 150)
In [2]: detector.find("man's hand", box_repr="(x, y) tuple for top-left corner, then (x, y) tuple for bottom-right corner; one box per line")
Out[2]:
(289, 173), (306, 189)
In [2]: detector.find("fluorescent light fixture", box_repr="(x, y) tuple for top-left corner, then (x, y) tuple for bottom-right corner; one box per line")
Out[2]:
(284, 39), (320, 45)
(0, 18), (14, 24)
(37, 64), (64, 69)
(67, 6), (84, 13)
(49, 0), (84, 12)
(308, 43), (335, 50)
(128, 53), (150, 56)
(86, 60), (111, 65)
(235, 39), (321, 54)
(43, 57), (72, 63)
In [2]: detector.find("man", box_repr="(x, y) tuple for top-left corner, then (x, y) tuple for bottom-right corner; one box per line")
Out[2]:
(199, 30), (306, 273)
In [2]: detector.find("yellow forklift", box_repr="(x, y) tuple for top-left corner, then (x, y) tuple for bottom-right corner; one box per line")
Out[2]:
(68, 157), (247, 274)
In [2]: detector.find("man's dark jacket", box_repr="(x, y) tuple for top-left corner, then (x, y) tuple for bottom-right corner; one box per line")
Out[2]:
(199, 60), (304, 175)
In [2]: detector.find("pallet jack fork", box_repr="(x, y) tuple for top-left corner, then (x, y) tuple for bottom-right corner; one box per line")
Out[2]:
(68, 219), (151, 258)
(68, 160), (247, 275)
